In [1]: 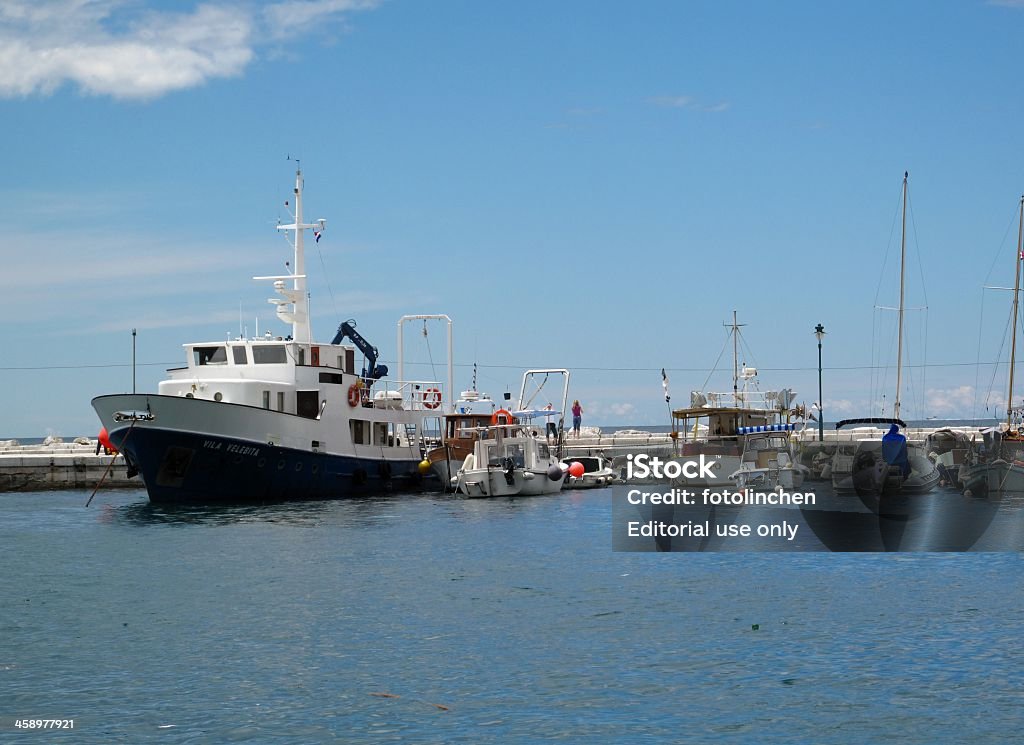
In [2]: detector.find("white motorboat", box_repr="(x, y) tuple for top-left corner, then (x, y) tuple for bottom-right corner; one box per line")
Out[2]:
(453, 369), (569, 497)
(561, 455), (617, 489)
(92, 166), (449, 504)
(728, 427), (808, 490)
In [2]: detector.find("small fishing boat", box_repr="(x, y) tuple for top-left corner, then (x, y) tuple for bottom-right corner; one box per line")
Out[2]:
(561, 455), (617, 489)
(729, 426), (808, 490)
(670, 313), (800, 488)
(453, 370), (569, 497)
(425, 388), (499, 489)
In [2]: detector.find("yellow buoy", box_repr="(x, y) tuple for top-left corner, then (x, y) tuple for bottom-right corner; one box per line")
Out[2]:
(418, 459), (431, 474)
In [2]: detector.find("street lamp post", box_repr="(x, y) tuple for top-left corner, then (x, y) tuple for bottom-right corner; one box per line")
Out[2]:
(814, 323), (826, 442)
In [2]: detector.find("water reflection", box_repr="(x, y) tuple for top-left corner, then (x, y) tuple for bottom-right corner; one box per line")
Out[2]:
(800, 484), (1011, 551)
(111, 487), (450, 528)
(612, 481), (1024, 551)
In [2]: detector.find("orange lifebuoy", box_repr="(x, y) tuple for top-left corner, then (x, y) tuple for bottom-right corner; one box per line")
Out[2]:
(491, 408), (514, 426)
(422, 387), (442, 410)
(347, 384), (360, 407)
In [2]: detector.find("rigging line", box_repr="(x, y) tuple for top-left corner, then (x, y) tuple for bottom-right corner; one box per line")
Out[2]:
(376, 359), (1013, 372)
(974, 288), (987, 419)
(922, 308), (929, 418)
(314, 239), (338, 318)
(736, 330), (759, 372)
(870, 304), (878, 409)
(871, 179), (906, 311)
(522, 374), (549, 410)
(699, 327), (732, 391)
(906, 189), (930, 308)
(422, 321), (438, 383)
(980, 203), (1022, 287)
(0, 362), (180, 371)
(871, 307), (880, 408)
(983, 307), (1013, 411)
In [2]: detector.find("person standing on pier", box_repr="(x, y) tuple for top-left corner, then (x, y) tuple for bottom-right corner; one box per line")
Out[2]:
(571, 399), (583, 437)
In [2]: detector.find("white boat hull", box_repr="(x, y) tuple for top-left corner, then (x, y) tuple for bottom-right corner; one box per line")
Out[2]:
(456, 466), (565, 497)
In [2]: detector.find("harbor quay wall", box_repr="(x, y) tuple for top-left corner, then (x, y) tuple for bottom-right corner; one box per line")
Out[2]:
(0, 440), (137, 492)
(561, 433), (675, 459)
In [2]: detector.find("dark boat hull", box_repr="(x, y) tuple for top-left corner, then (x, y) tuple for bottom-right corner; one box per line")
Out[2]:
(109, 426), (431, 505)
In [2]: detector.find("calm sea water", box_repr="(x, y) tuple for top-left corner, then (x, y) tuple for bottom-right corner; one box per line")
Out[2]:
(1, 487), (1022, 744)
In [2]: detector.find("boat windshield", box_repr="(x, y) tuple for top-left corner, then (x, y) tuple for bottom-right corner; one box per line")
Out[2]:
(568, 456), (599, 471)
(193, 346), (227, 366)
(253, 345), (287, 364)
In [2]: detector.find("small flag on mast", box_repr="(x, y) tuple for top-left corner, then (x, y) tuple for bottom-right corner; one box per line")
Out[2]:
(314, 231), (322, 243)
(661, 368), (671, 403)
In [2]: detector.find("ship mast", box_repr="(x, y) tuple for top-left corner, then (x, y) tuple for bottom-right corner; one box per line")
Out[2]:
(894, 171), (908, 419)
(725, 310), (746, 406)
(257, 165), (325, 344)
(1008, 195), (1024, 428)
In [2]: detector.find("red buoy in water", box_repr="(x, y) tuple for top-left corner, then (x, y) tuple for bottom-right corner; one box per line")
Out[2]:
(98, 427), (117, 454)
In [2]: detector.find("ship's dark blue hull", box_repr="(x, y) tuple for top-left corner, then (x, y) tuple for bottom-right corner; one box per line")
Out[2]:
(109, 426), (433, 505)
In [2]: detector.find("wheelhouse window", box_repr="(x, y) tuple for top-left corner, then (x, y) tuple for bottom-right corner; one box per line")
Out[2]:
(253, 345), (287, 364)
(232, 346), (248, 365)
(193, 346), (227, 366)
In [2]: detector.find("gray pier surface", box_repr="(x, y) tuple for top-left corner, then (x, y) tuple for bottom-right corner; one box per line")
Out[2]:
(0, 438), (137, 492)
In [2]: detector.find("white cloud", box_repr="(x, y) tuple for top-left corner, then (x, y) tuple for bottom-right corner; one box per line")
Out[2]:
(609, 402), (636, 418)
(927, 385), (996, 418)
(263, 0), (382, 39)
(0, 0), (380, 100)
(823, 398), (856, 414)
(648, 95), (730, 113)
(584, 400), (638, 420)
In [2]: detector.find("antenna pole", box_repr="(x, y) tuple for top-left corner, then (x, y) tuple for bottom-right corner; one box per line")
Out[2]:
(723, 311), (745, 405)
(131, 328), (137, 394)
(732, 310), (738, 403)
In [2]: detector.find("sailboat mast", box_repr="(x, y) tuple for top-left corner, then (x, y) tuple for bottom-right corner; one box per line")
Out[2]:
(1008, 195), (1024, 428)
(895, 171), (908, 419)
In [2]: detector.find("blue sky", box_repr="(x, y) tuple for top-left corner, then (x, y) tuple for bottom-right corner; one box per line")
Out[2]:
(3, 0), (1024, 437)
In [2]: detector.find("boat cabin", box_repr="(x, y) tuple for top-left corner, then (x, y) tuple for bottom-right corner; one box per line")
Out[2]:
(672, 406), (776, 457)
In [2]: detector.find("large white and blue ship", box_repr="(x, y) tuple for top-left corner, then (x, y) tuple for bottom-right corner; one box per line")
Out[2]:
(92, 167), (446, 504)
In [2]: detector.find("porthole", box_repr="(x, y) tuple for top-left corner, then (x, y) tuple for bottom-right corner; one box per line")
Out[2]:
(214, 392), (223, 402)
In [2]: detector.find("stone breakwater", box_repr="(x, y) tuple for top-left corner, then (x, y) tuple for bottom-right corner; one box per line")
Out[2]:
(0, 438), (136, 492)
